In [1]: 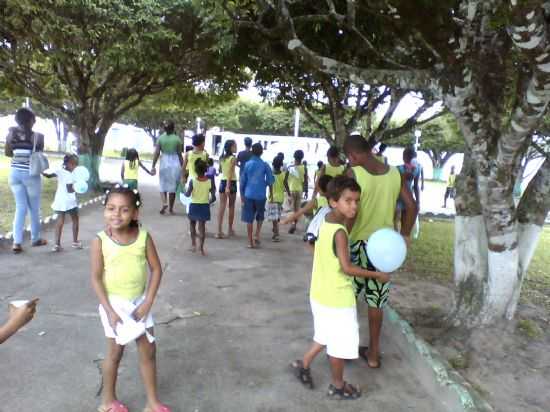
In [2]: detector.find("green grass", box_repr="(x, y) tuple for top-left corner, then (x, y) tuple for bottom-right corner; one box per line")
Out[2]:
(405, 218), (550, 309)
(0, 155), (96, 234)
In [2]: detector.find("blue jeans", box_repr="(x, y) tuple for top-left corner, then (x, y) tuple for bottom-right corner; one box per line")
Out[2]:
(9, 168), (42, 244)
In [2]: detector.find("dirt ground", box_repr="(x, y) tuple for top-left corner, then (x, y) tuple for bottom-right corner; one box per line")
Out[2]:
(391, 272), (550, 412)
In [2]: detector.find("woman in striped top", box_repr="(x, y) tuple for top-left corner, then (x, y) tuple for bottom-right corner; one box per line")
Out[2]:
(4, 108), (48, 253)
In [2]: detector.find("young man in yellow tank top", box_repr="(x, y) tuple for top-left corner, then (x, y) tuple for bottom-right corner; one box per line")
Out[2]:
(182, 134), (209, 183)
(343, 134), (417, 369)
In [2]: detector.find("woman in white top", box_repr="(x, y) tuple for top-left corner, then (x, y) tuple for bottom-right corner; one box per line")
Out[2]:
(43, 154), (83, 251)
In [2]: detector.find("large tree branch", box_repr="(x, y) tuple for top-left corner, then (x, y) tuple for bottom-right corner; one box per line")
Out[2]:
(517, 158), (550, 225)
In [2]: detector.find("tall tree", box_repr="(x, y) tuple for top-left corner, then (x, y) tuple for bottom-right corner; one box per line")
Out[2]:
(227, 1), (550, 327)
(0, 0), (243, 187)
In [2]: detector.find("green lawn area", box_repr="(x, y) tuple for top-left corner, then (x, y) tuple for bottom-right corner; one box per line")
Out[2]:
(406, 219), (550, 310)
(0, 155), (96, 234)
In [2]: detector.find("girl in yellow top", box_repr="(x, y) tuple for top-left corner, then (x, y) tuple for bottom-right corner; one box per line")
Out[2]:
(267, 156), (286, 242)
(290, 176), (389, 400)
(90, 185), (171, 412)
(216, 140), (237, 239)
(185, 159), (214, 256)
(284, 149), (308, 234)
(121, 148), (153, 190)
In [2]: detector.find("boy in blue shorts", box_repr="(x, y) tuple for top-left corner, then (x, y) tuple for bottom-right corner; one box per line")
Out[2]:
(343, 134), (417, 369)
(240, 143), (274, 248)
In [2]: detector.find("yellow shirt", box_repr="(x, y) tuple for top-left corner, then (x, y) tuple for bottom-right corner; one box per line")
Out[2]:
(98, 229), (148, 300)
(325, 164), (345, 177)
(288, 164), (306, 192)
(186, 150), (209, 179)
(124, 160), (139, 180)
(272, 172), (285, 204)
(221, 156), (236, 181)
(191, 178), (211, 204)
(310, 222), (355, 308)
(315, 195), (328, 213)
(447, 174), (456, 188)
(350, 165), (401, 242)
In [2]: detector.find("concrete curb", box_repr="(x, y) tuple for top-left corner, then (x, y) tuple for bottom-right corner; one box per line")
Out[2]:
(385, 305), (494, 412)
(0, 194), (105, 249)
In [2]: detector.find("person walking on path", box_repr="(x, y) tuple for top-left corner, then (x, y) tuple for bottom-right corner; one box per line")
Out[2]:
(343, 134), (417, 369)
(236, 137), (253, 187)
(186, 159), (215, 256)
(90, 185), (171, 412)
(182, 134), (209, 185)
(443, 166), (457, 208)
(121, 148), (153, 191)
(267, 156), (285, 242)
(42, 154), (83, 252)
(216, 140), (237, 239)
(395, 147), (421, 231)
(290, 176), (390, 400)
(4, 108), (48, 253)
(151, 121), (183, 215)
(240, 143), (274, 248)
(284, 150), (308, 234)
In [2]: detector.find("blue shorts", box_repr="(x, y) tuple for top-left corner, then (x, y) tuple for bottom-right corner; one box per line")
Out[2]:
(188, 203), (210, 222)
(241, 198), (266, 223)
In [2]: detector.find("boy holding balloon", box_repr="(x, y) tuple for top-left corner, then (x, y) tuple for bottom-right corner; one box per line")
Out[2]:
(343, 134), (417, 369)
(43, 154), (84, 252)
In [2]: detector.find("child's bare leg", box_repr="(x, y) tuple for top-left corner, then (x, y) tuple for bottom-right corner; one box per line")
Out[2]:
(198, 221), (206, 255)
(328, 356), (345, 388)
(70, 213), (79, 242)
(101, 339), (125, 407)
(255, 220), (263, 242)
(228, 193), (236, 234)
(217, 193), (227, 236)
(189, 220), (197, 252)
(247, 223), (254, 247)
(136, 331), (162, 410)
(302, 341), (324, 369)
(54, 213), (65, 246)
(273, 220), (279, 237)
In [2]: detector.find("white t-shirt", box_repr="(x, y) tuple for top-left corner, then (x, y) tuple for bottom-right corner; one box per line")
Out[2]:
(51, 168), (78, 212)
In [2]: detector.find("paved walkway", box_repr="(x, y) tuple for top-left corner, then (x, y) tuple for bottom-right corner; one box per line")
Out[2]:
(0, 182), (444, 411)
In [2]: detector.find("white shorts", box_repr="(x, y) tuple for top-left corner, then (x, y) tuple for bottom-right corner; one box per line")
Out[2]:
(99, 295), (155, 340)
(310, 299), (359, 360)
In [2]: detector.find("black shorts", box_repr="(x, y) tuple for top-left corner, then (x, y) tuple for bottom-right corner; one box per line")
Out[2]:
(55, 207), (79, 216)
(219, 180), (238, 194)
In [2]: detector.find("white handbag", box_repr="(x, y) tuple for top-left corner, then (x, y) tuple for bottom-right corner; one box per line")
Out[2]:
(29, 133), (49, 176)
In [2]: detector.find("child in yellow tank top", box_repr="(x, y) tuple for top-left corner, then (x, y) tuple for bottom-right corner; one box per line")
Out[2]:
(290, 175), (388, 400)
(267, 156), (286, 242)
(90, 185), (171, 412)
(121, 148), (153, 190)
(185, 159), (214, 256)
(183, 134), (209, 181)
(281, 175), (333, 228)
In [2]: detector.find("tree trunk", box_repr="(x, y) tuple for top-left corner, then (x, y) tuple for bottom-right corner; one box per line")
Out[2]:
(330, 106), (347, 149)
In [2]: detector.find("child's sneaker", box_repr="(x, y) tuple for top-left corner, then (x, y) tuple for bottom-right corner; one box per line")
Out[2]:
(72, 241), (83, 249)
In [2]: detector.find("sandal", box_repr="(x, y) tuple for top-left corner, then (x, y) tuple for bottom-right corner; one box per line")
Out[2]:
(327, 381), (362, 400)
(159, 205), (168, 215)
(143, 404), (172, 412)
(12, 244), (23, 254)
(290, 360), (314, 389)
(31, 239), (48, 247)
(272, 235), (280, 242)
(215, 233), (226, 239)
(72, 241), (83, 249)
(97, 400), (129, 412)
(359, 345), (381, 368)
(52, 244), (62, 252)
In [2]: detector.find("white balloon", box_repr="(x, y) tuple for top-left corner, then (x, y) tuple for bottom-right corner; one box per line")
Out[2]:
(366, 228), (407, 273)
(73, 166), (90, 182)
(74, 180), (88, 194)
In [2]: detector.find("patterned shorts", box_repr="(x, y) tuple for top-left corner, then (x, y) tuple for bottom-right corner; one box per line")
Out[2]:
(266, 202), (283, 221)
(350, 240), (391, 308)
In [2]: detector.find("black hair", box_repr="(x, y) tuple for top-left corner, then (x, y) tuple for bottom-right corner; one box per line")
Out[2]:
(194, 158), (207, 177)
(403, 147), (416, 162)
(62, 154), (78, 169)
(343, 134), (372, 155)
(317, 174), (333, 194)
(327, 146), (340, 158)
(326, 175), (361, 202)
(192, 134), (205, 147)
(15, 108), (35, 129)
(272, 156), (283, 171)
(207, 158), (214, 167)
(164, 121), (175, 134)
(317, 160), (324, 168)
(125, 148), (139, 168)
(103, 184), (142, 228)
(277, 152), (285, 159)
(294, 149), (304, 161)
(220, 139), (236, 161)
(379, 143), (388, 154)
(244, 137), (253, 147)
(252, 142), (263, 157)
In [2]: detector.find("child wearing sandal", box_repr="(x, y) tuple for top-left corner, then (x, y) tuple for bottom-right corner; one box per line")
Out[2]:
(267, 155), (285, 242)
(90, 185), (171, 412)
(42, 154), (83, 252)
(290, 176), (390, 400)
(185, 158), (215, 256)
